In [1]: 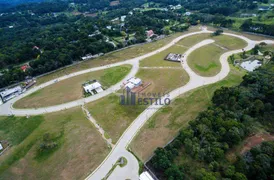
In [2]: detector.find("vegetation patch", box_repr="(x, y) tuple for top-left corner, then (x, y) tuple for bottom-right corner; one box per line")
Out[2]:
(188, 44), (225, 76)
(0, 107), (109, 180)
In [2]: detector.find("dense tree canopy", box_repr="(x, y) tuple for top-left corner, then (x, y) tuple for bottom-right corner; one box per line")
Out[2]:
(150, 62), (274, 179)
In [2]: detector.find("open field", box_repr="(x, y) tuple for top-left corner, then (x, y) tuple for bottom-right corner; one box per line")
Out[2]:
(14, 65), (131, 108)
(86, 68), (189, 143)
(36, 26), (200, 85)
(129, 66), (246, 161)
(86, 94), (147, 144)
(0, 107), (109, 180)
(139, 45), (187, 67)
(140, 34), (247, 68)
(178, 33), (247, 50)
(136, 68), (189, 94)
(188, 44), (225, 76)
(182, 34), (247, 76)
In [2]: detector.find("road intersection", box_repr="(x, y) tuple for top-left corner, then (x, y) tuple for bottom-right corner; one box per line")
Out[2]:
(1, 28), (274, 180)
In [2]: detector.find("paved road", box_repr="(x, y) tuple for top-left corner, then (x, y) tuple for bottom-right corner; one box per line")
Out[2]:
(1, 28), (274, 180)
(86, 33), (274, 180)
(0, 29), (211, 116)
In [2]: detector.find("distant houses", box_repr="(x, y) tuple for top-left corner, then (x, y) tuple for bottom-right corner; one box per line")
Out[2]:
(81, 53), (104, 60)
(146, 30), (154, 38)
(21, 64), (29, 72)
(258, 6), (270, 11)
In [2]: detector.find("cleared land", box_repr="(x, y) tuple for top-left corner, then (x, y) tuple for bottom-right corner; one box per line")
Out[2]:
(130, 66), (246, 161)
(140, 34), (247, 68)
(14, 65), (131, 108)
(185, 34), (247, 76)
(139, 45), (187, 67)
(0, 107), (109, 180)
(36, 26), (200, 85)
(86, 68), (189, 143)
(188, 44), (224, 76)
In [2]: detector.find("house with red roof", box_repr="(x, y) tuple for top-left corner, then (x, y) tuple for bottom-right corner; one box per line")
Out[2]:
(146, 30), (154, 38)
(21, 65), (29, 72)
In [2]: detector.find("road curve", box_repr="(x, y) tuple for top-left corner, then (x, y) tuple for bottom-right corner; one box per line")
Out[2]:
(0, 30), (214, 116)
(1, 28), (274, 180)
(86, 32), (274, 180)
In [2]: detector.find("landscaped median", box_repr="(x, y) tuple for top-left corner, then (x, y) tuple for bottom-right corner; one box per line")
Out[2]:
(185, 34), (247, 77)
(13, 65), (132, 109)
(0, 107), (110, 179)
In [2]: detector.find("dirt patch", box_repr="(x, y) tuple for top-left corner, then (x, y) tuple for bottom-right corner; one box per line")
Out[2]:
(110, 1), (120, 6)
(241, 133), (274, 154)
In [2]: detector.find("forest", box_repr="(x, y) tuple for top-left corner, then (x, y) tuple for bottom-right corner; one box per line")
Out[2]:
(0, 0), (273, 88)
(150, 60), (274, 180)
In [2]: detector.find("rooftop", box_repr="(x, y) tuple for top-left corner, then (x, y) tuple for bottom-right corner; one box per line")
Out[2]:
(0, 86), (22, 98)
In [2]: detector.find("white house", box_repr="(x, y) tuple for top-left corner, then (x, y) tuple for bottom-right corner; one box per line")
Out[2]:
(83, 82), (103, 94)
(240, 60), (262, 72)
(121, 15), (127, 22)
(0, 143), (3, 151)
(0, 86), (22, 103)
(125, 77), (142, 90)
(139, 171), (154, 180)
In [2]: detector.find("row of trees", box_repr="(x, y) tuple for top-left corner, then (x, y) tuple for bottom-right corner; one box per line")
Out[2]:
(241, 19), (274, 36)
(150, 61), (274, 179)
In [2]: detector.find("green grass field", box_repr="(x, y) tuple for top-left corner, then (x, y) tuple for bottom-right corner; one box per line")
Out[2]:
(140, 45), (187, 67)
(0, 107), (109, 180)
(140, 34), (247, 69)
(188, 44), (224, 76)
(130, 66), (246, 161)
(86, 68), (189, 143)
(14, 65), (132, 108)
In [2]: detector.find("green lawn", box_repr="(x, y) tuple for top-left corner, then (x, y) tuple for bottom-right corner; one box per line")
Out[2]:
(188, 44), (225, 76)
(86, 94), (147, 144)
(14, 65), (132, 108)
(140, 45), (187, 67)
(0, 107), (109, 180)
(130, 65), (246, 161)
(141, 34), (247, 69)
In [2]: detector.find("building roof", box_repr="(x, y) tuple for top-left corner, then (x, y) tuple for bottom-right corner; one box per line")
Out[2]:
(0, 143), (3, 150)
(146, 30), (154, 37)
(83, 82), (102, 92)
(0, 86), (22, 98)
(240, 60), (262, 72)
(128, 77), (142, 85)
(139, 171), (154, 180)
(21, 65), (29, 72)
(125, 82), (135, 89)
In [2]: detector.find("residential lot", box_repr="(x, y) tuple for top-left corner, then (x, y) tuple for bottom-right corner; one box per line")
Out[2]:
(0, 107), (109, 180)
(14, 65), (131, 108)
(188, 44), (225, 76)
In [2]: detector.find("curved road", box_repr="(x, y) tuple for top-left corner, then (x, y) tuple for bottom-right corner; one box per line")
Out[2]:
(1, 28), (274, 180)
